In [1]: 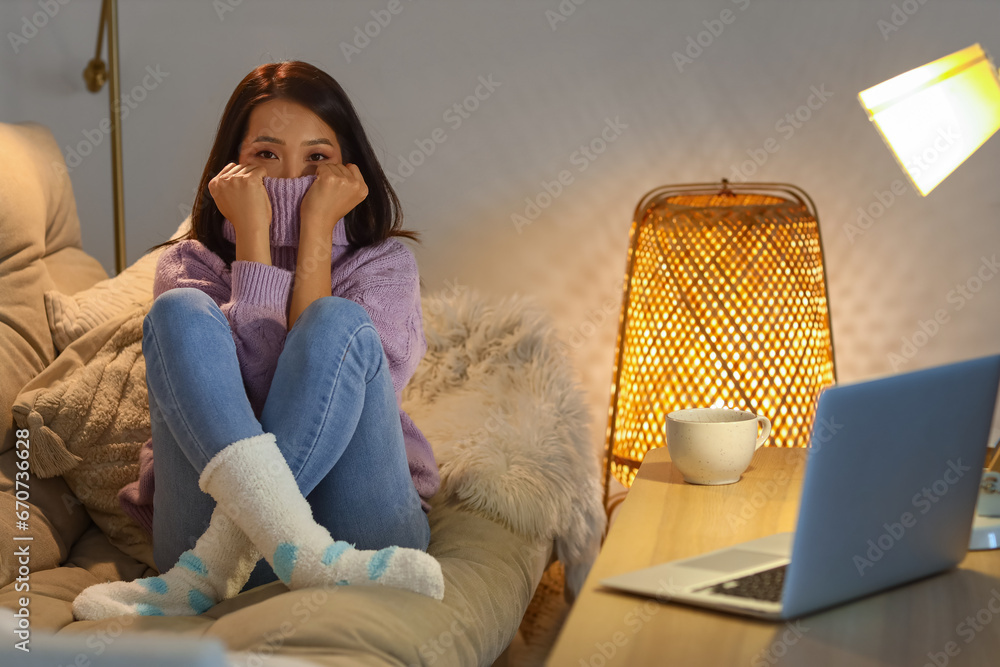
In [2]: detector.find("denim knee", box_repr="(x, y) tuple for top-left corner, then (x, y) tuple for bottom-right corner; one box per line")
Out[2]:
(297, 296), (372, 333)
(293, 297), (383, 370)
(144, 287), (215, 334)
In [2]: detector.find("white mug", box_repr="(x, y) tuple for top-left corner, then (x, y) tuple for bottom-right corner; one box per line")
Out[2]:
(666, 408), (771, 485)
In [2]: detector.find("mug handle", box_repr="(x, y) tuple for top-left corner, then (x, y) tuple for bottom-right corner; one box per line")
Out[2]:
(754, 416), (772, 450)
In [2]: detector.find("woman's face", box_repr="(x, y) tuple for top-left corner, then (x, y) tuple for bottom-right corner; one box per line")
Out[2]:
(237, 98), (343, 179)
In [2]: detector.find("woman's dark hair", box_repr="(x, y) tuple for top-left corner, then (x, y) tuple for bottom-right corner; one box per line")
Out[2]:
(147, 60), (417, 265)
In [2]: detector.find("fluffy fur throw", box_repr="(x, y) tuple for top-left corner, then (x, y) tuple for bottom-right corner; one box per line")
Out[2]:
(13, 289), (605, 597)
(407, 290), (605, 597)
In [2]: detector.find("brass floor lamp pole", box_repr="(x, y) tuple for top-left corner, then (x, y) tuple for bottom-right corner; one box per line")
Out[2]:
(82, 0), (126, 275)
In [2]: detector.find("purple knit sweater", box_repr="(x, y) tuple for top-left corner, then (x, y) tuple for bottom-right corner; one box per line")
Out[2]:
(117, 174), (439, 533)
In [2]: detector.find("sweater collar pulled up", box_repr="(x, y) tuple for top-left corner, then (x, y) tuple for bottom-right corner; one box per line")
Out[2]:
(221, 174), (348, 248)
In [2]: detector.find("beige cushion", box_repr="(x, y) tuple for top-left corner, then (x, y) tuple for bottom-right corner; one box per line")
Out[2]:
(0, 119), (108, 589)
(44, 216), (190, 353)
(42, 247), (110, 300)
(0, 446), (94, 589)
(0, 121), (105, 460)
(0, 494), (552, 665)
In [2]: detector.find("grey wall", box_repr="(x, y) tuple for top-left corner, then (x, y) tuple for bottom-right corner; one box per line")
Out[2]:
(5, 0), (1000, 488)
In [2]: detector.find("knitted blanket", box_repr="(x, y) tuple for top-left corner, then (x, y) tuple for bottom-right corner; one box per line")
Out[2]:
(14, 303), (153, 568)
(12, 289), (604, 597)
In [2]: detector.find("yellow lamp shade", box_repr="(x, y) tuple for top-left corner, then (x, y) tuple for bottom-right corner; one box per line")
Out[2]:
(858, 43), (1000, 196)
(603, 182), (836, 500)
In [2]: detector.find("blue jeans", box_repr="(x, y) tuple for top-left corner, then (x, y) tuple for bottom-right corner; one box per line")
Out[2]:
(142, 288), (430, 593)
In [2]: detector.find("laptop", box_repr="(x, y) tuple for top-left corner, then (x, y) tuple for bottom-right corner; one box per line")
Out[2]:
(599, 354), (1000, 620)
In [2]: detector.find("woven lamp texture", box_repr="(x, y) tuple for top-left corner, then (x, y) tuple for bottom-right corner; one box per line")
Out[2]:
(604, 183), (836, 493)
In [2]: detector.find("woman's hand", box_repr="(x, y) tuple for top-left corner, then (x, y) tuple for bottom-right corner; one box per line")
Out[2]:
(289, 163), (366, 329)
(209, 163), (272, 264)
(299, 162), (368, 237)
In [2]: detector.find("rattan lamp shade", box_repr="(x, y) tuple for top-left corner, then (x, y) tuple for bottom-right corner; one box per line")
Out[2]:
(603, 181), (836, 504)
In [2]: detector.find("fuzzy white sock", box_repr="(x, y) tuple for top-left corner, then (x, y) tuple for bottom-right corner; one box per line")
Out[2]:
(72, 507), (261, 620)
(198, 432), (444, 600)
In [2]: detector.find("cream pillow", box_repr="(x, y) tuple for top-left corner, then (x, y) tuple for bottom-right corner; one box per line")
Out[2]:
(45, 216), (191, 352)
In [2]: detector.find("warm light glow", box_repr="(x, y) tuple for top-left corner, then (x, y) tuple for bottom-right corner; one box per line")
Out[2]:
(858, 43), (1000, 196)
(606, 191), (835, 490)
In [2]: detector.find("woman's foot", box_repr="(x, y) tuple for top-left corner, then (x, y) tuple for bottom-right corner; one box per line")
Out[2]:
(199, 432), (445, 600)
(73, 551), (221, 619)
(72, 508), (261, 620)
(271, 528), (444, 599)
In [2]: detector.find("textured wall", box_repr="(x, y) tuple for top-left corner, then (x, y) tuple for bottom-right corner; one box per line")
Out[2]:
(4, 0), (1000, 486)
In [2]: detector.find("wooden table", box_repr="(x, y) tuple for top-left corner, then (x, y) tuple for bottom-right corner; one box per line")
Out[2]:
(548, 447), (1000, 666)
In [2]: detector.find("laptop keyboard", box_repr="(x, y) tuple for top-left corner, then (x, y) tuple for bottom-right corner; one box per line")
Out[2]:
(696, 564), (787, 603)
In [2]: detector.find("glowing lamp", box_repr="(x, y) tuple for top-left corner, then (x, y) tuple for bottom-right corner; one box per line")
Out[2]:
(602, 181), (836, 511)
(858, 43), (1000, 196)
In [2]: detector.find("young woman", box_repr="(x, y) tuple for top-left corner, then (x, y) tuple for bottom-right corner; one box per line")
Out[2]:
(73, 61), (443, 620)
